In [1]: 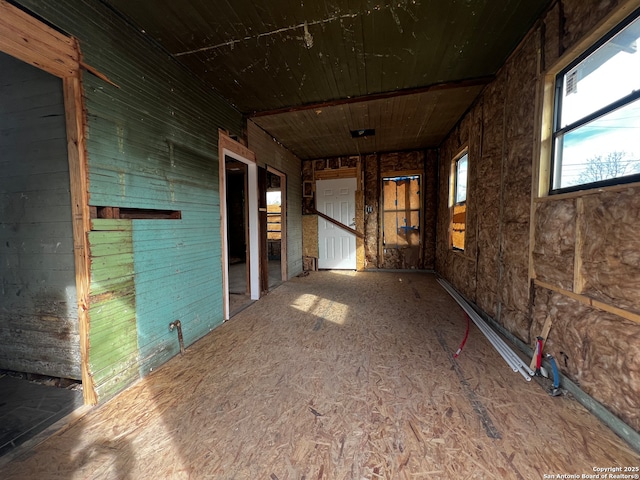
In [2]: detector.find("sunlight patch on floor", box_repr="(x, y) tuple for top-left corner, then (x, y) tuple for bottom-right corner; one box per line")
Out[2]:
(290, 293), (349, 325)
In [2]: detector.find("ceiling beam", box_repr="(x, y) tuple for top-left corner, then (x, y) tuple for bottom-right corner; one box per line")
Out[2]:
(249, 76), (494, 118)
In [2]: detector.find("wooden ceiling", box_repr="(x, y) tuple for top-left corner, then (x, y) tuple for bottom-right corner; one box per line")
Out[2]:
(106, 0), (551, 159)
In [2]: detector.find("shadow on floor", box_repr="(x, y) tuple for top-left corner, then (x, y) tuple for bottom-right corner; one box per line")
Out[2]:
(0, 375), (83, 457)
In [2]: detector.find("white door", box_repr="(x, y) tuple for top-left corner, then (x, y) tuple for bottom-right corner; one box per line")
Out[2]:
(317, 178), (357, 269)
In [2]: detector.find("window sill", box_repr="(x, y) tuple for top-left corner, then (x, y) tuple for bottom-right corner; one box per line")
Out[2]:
(535, 179), (640, 203)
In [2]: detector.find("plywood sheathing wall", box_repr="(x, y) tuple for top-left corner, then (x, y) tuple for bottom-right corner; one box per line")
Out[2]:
(247, 120), (303, 278)
(15, 0), (244, 402)
(436, 0), (640, 432)
(302, 151), (437, 270)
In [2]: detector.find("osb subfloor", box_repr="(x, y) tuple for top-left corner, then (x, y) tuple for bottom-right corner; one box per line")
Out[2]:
(1, 271), (638, 479)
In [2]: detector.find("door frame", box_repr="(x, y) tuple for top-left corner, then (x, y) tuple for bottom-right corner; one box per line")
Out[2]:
(0, 1), (95, 404)
(316, 177), (358, 270)
(267, 166), (288, 283)
(218, 131), (259, 320)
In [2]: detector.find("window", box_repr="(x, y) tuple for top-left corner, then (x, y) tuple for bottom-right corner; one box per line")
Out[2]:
(451, 151), (468, 251)
(382, 175), (421, 248)
(551, 9), (640, 192)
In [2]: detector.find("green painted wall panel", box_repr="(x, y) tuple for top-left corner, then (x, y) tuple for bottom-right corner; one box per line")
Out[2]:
(88, 220), (138, 398)
(15, 0), (243, 401)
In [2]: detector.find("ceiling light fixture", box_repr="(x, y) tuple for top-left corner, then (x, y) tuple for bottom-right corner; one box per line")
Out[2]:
(350, 128), (375, 138)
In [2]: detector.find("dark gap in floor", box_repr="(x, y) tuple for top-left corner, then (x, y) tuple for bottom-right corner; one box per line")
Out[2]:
(0, 371), (83, 457)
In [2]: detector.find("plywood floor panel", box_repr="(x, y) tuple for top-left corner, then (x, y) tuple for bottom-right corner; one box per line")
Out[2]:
(1, 271), (637, 479)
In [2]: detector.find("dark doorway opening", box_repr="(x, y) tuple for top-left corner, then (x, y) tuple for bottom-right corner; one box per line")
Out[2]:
(225, 157), (252, 316)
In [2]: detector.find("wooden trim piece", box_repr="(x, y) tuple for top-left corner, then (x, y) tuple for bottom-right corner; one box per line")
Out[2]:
(218, 128), (257, 321)
(266, 166), (288, 282)
(312, 208), (364, 239)
(545, 0), (640, 76)
(534, 180), (640, 203)
(218, 135), (229, 320)
(63, 72), (97, 405)
(380, 169), (423, 178)
(250, 76), (494, 118)
(314, 168), (357, 180)
(529, 26), (545, 283)
(0, 0), (78, 78)
(355, 190), (365, 271)
(537, 72), (555, 197)
(573, 197), (585, 294)
(534, 279), (640, 324)
(219, 129), (256, 163)
(80, 61), (120, 89)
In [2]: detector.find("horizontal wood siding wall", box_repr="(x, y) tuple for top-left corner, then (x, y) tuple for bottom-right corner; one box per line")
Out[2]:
(0, 52), (80, 379)
(248, 120), (303, 277)
(134, 146), (223, 373)
(88, 219), (137, 398)
(16, 0), (243, 401)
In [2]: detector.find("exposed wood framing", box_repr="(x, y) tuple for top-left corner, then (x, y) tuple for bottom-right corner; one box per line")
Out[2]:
(311, 208), (364, 239)
(267, 166), (288, 282)
(0, 0), (96, 404)
(0, 0), (78, 78)
(534, 279), (640, 324)
(218, 129), (258, 319)
(572, 197), (585, 294)
(314, 167), (357, 180)
(529, 24), (545, 283)
(535, 180), (640, 203)
(79, 60), (119, 89)
(219, 130), (256, 163)
(356, 158), (364, 270)
(63, 71), (95, 405)
(250, 76), (494, 117)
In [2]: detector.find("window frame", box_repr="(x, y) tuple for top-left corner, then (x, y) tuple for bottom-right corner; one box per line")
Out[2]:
(549, 7), (640, 195)
(381, 173), (422, 249)
(449, 148), (469, 251)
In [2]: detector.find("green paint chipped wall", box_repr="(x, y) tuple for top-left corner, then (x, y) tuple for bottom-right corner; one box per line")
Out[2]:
(15, 0), (243, 402)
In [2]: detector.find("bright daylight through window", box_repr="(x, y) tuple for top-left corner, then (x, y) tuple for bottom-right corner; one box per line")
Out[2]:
(451, 152), (468, 251)
(552, 10), (640, 192)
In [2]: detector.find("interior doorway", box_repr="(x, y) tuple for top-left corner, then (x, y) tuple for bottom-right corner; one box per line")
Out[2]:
(264, 167), (287, 290)
(225, 158), (250, 314)
(316, 177), (357, 270)
(0, 51), (84, 457)
(220, 145), (260, 320)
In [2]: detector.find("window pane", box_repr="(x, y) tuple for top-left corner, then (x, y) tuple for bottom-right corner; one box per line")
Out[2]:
(452, 204), (466, 250)
(383, 212), (400, 246)
(554, 98), (640, 189)
(382, 175), (421, 247)
(455, 154), (468, 203)
(560, 15), (640, 128)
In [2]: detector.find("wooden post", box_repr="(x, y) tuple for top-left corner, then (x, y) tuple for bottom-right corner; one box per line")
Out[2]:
(573, 197), (585, 294)
(64, 69), (97, 405)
